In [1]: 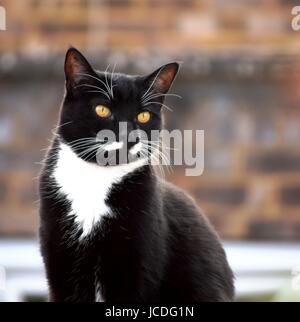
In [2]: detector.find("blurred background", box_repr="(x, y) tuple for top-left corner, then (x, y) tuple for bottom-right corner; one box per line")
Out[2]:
(1, 0), (300, 302)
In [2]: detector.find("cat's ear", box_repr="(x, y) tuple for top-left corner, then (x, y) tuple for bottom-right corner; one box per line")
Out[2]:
(144, 62), (179, 94)
(64, 47), (96, 91)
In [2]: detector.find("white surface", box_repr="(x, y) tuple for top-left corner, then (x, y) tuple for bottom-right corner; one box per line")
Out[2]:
(0, 239), (42, 270)
(225, 242), (300, 274)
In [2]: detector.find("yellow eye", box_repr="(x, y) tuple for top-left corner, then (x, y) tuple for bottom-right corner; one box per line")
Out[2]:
(95, 105), (111, 118)
(137, 111), (151, 124)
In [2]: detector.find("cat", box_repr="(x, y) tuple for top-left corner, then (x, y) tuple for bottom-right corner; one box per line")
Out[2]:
(39, 47), (234, 302)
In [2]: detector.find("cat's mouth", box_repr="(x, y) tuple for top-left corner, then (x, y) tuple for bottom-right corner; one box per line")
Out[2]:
(69, 136), (155, 167)
(92, 140), (148, 167)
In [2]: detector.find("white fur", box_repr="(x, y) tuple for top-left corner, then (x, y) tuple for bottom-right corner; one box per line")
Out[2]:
(130, 142), (142, 155)
(95, 282), (104, 302)
(53, 142), (146, 238)
(104, 141), (123, 151)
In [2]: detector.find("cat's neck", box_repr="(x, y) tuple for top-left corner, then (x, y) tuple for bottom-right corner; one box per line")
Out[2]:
(52, 141), (150, 237)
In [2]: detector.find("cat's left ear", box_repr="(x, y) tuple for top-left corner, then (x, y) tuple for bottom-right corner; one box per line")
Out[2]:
(144, 62), (179, 94)
(64, 47), (96, 91)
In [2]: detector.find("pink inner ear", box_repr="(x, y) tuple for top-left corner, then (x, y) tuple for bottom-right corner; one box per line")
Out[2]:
(157, 70), (174, 92)
(65, 54), (83, 79)
(153, 64), (178, 94)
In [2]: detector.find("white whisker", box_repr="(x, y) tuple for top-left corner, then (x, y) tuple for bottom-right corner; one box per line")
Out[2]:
(140, 140), (173, 176)
(110, 63), (117, 99)
(142, 92), (182, 104)
(104, 64), (113, 99)
(76, 72), (112, 99)
(140, 140), (178, 151)
(143, 101), (173, 112)
(142, 67), (164, 99)
(74, 84), (110, 99)
(78, 144), (102, 159)
(51, 121), (73, 136)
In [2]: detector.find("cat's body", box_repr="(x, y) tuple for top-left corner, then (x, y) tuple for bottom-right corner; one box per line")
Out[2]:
(39, 48), (234, 302)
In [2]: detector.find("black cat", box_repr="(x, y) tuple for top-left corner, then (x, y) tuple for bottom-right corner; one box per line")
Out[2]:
(39, 48), (234, 302)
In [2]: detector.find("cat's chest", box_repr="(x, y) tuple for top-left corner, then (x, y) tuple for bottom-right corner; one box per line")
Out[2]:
(52, 142), (145, 238)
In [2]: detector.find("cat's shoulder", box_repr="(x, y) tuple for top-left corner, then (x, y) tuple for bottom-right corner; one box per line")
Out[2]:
(158, 179), (204, 217)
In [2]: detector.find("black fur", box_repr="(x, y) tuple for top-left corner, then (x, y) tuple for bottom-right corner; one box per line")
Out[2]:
(39, 48), (234, 302)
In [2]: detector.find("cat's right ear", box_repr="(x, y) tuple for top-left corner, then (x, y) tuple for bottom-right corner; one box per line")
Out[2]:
(64, 47), (96, 92)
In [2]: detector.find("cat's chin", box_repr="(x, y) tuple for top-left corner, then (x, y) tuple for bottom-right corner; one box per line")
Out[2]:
(80, 154), (148, 168)
(95, 157), (148, 168)
(91, 150), (148, 167)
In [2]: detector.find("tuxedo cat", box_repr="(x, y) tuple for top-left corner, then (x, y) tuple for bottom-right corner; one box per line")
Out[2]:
(39, 48), (234, 302)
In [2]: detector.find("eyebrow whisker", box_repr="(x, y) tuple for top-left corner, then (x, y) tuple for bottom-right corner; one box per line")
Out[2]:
(76, 72), (112, 99)
(142, 92), (182, 104)
(104, 64), (114, 99)
(74, 84), (110, 99)
(110, 63), (117, 99)
(143, 101), (173, 112)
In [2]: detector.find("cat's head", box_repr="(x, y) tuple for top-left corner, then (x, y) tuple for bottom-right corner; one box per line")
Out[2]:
(58, 47), (179, 166)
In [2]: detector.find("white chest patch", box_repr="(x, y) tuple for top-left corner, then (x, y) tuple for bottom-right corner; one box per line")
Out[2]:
(53, 142), (146, 238)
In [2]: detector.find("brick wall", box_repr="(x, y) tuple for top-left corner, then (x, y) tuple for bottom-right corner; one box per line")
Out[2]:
(165, 76), (300, 241)
(0, 0), (298, 53)
(0, 80), (62, 236)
